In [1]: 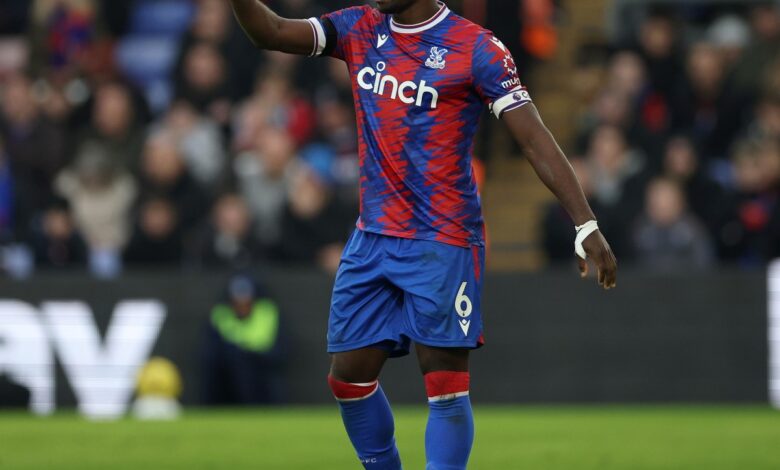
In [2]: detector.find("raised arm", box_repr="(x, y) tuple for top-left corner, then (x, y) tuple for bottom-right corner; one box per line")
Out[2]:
(227, 0), (316, 55)
(503, 104), (618, 289)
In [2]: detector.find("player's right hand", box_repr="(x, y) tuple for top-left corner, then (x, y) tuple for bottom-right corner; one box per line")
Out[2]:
(577, 231), (617, 290)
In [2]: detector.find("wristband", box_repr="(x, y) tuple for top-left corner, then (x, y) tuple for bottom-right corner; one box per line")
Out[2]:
(574, 220), (599, 260)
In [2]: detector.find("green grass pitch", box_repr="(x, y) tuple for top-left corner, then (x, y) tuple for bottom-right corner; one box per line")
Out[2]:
(1, 406), (779, 469)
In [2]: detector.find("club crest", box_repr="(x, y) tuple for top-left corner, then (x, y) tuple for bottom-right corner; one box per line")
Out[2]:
(425, 46), (448, 70)
(503, 54), (517, 76)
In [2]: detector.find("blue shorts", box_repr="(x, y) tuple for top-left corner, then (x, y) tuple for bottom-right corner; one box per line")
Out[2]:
(328, 229), (485, 357)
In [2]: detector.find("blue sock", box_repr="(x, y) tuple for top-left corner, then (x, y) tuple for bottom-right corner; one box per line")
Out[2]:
(329, 376), (402, 469)
(424, 372), (474, 470)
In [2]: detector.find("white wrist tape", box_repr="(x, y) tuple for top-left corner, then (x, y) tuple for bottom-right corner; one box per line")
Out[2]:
(574, 220), (599, 260)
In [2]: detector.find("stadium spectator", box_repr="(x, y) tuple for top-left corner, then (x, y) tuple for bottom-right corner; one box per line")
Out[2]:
(201, 274), (287, 405)
(0, 74), (65, 229)
(29, 0), (97, 73)
(175, 0), (261, 102)
(185, 0), (232, 44)
(124, 197), (183, 267)
(607, 51), (646, 100)
(570, 43), (610, 109)
(54, 144), (137, 274)
(746, 90), (780, 142)
(175, 41), (232, 126)
(278, 166), (350, 272)
(661, 136), (730, 240)
(154, 100), (226, 190)
(0, 75), (65, 195)
(603, 51), (663, 157)
(733, 3), (780, 97)
(671, 41), (746, 162)
(29, 198), (87, 269)
(586, 125), (645, 210)
(138, 132), (208, 231)
(575, 89), (634, 154)
(38, 82), (73, 126)
(707, 15), (751, 68)
(632, 177), (714, 271)
(726, 138), (780, 265)
(232, 69), (316, 151)
(635, 9), (682, 101)
(583, 125), (648, 256)
(193, 193), (257, 269)
(74, 82), (144, 173)
(234, 127), (302, 249)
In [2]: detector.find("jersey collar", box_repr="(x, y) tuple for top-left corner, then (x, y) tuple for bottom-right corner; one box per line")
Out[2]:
(390, 1), (450, 34)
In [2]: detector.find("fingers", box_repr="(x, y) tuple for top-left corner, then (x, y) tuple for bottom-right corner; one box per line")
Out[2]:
(599, 251), (617, 290)
(578, 258), (588, 278)
(588, 250), (617, 290)
(578, 232), (618, 290)
(607, 254), (617, 289)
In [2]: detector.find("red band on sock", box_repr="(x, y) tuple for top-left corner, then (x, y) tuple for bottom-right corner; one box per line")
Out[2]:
(424, 371), (470, 400)
(327, 375), (379, 401)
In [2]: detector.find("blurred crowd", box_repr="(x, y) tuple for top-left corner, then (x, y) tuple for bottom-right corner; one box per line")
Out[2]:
(0, 0), (776, 277)
(544, 2), (780, 270)
(0, 0), (368, 277)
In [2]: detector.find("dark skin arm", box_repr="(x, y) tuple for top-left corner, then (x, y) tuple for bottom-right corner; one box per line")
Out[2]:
(227, 0), (315, 54)
(503, 104), (618, 289)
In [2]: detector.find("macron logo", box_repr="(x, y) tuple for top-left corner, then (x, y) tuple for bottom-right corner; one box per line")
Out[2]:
(377, 34), (389, 48)
(490, 36), (507, 52)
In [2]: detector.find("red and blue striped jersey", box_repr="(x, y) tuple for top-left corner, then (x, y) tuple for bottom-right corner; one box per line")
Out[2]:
(307, 2), (531, 248)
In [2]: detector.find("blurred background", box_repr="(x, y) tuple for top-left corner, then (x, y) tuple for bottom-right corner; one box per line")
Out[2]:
(0, 0), (778, 423)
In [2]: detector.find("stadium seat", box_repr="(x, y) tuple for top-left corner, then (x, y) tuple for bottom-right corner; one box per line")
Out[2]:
(129, 0), (195, 37)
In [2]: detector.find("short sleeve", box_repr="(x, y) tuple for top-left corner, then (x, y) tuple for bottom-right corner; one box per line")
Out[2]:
(306, 6), (371, 61)
(472, 32), (532, 119)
